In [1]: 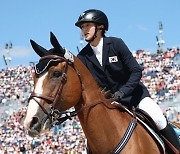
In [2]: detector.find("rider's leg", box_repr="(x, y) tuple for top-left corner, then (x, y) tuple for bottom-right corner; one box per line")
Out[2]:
(137, 97), (180, 152)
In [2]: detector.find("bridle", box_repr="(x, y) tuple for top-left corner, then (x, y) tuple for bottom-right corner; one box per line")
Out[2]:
(28, 55), (138, 153)
(28, 55), (119, 126)
(28, 55), (125, 126)
(29, 55), (79, 126)
(28, 55), (135, 128)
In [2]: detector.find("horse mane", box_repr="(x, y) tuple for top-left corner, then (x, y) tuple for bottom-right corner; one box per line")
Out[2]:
(73, 56), (105, 105)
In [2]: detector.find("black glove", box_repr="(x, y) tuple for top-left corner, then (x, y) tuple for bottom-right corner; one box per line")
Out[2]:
(112, 90), (124, 100)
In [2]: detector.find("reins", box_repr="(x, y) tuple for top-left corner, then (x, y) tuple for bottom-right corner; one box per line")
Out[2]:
(29, 55), (120, 125)
(53, 97), (119, 124)
(29, 55), (138, 153)
(29, 55), (137, 124)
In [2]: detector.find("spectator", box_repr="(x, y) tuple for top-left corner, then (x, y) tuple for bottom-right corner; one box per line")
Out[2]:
(177, 112), (180, 123)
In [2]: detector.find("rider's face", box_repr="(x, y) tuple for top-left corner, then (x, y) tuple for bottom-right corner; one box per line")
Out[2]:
(81, 22), (96, 41)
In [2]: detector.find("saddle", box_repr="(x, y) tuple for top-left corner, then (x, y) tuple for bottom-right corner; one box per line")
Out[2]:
(131, 108), (179, 154)
(135, 108), (161, 134)
(87, 101), (178, 153)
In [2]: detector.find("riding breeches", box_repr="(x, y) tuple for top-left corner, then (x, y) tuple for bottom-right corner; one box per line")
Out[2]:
(137, 97), (167, 130)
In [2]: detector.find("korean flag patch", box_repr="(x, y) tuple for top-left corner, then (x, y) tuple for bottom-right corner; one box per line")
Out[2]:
(109, 56), (118, 63)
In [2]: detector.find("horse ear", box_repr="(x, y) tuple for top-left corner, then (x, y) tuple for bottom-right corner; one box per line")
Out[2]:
(30, 40), (48, 57)
(50, 32), (64, 51)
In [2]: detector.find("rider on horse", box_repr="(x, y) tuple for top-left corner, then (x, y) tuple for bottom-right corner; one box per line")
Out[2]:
(75, 9), (180, 153)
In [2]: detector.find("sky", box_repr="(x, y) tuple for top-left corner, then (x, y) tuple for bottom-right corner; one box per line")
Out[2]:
(0, 0), (179, 69)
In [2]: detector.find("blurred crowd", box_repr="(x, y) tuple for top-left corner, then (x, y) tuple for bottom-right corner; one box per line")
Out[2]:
(0, 47), (179, 153)
(0, 65), (34, 104)
(0, 108), (86, 153)
(135, 47), (180, 104)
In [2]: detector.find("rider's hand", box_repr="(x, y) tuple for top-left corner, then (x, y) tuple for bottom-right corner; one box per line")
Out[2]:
(112, 90), (124, 101)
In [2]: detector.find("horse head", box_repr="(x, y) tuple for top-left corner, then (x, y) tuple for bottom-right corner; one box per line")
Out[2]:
(24, 32), (82, 137)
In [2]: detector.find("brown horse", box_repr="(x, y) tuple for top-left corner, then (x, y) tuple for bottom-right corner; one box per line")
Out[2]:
(24, 33), (163, 154)
(171, 122), (180, 129)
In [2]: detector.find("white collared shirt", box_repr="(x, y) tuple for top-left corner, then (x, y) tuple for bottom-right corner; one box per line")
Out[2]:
(90, 38), (103, 66)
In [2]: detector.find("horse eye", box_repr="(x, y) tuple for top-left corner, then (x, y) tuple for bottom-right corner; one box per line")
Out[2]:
(52, 70), (62, 78)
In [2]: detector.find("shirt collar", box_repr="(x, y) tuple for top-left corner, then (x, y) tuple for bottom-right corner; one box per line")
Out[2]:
(90, 37), (103, 53)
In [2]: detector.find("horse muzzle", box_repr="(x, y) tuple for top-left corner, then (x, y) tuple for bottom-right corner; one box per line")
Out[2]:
(27, 115), (51, 137)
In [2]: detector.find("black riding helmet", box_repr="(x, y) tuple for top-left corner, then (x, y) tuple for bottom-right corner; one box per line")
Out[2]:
(75, 9), (109, 31)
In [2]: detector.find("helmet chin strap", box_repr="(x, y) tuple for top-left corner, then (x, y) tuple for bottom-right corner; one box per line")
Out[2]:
(85, 25), (103, 43)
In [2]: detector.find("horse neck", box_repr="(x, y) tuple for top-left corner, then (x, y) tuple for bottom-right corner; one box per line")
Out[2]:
(73, 58), (161, 153)
(74, 57), (104, 104)
(74, 57), (128, 152)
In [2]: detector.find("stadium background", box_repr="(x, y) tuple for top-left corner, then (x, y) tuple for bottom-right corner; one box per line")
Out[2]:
(0, 1), (180, 153)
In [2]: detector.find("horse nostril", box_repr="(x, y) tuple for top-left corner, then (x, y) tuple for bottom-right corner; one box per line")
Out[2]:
(30, 117), (39, 128)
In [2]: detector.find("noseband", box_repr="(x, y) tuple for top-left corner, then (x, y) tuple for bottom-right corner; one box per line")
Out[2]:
(29, 55), (79, 126)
